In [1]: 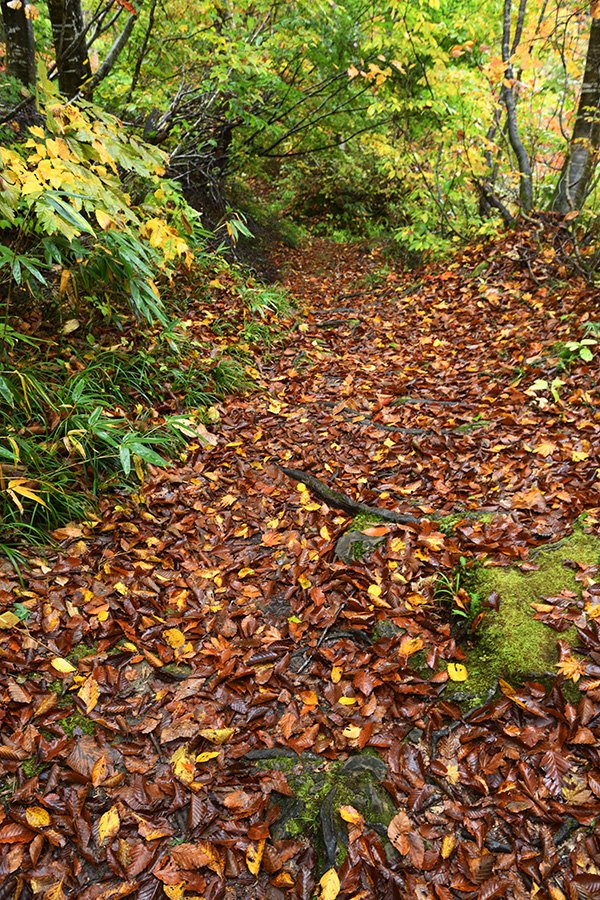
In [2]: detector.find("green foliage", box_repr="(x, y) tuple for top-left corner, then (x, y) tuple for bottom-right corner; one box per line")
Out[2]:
(557, 339), (597, 369)
(435, 557), (482, 625)
(0, 316), (242, 544)
(0, 89), (202, 324)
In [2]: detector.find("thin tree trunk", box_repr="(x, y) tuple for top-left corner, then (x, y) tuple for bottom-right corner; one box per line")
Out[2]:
(83, 12), (137, 95)
(553, 16), (600, 213)
(46, 0), (92, 97)
(501, 0), (533, 212)
(1, 0), (36, 87)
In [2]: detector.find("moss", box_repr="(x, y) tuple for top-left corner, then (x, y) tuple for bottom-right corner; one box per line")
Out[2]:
(438, 510), (498, 535)
(450, 529), (600, 706)
(261, 752), (394, 867)
(438, 513), (466, 535)
(21, 758), (47, 778)
(68, 642), (98, 662)
(60, 712), (96, 737)
(351, 512), (384, 531)
(256, 755), (296, 774)
(454, 419), (492, 433)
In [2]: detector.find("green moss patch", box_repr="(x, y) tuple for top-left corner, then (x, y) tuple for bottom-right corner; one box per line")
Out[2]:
(351, 512), (385, 531)
(257, 752), (394, 868)
(452, 529), (600, 706)
(67, 642), (98, 662)
(59, 712), (96, 737)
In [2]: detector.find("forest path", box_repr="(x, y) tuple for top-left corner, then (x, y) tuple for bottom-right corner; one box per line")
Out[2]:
(2, 230), (600, 897)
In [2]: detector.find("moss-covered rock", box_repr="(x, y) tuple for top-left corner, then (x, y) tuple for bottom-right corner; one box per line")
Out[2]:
(449, 528), (600, 706)
(335, 512), (386, 562)
(254, 751), (394, 868)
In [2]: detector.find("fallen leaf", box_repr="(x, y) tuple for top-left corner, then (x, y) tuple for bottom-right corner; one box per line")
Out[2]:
(447, 663), (468, 682)
(246, 838), (266, 876)
(317, 868), (340, 899)
(97, 806), (120, 845)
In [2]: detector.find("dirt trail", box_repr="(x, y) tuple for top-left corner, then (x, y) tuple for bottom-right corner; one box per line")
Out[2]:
(1, 232), (600, 898)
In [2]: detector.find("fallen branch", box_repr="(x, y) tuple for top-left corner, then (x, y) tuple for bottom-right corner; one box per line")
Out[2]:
(279, 466), (422, 524)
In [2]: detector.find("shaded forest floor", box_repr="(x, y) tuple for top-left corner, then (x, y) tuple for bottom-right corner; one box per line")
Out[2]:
(1, 225), (600, 898)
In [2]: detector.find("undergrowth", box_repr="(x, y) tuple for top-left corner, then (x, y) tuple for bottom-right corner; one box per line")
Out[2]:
(1, 271), (291, 550)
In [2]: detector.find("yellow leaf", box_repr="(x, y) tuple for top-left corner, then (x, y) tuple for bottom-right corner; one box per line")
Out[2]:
(398, 635), (424, 657)
(318, 868), (340, 900)
(91, 754), (109, 787)
(298, 574), (311, 590)
(548, 888), (567, 900)
(342, 724), (361, 740)
(114, 582), (128, 595)
(447, 663), (468, 682)
(97, 609), (109, 622)
(238, 567), (255, 578)
(163, 628), (185, 649)
(199, 727), (235, 744)
(97, 805), (120, 845)
(62, 318), (79, 335)
(532, 440), (556, 457)
(572, 450), (589, 462)
(331, 666), (343, 683)
(556, 654), (587, 682)
(441, 833), (456, 858)
(299, 690), (319, 706)
(163, 885), (186, 900)
(77, 675), (100, 713)
(95, 209), (112, 230)
(246, 838), (266, 876)
(446, 763), (460, 784)
(338, 696), (357, 706)
(195, 751), (220, 763)
(338, 805), (363, 825)
(171, 745), (196, 784)
(367, 584), (382, 599)
(51, 657), (76, 674)
(320, 525), (331, 541)
(7, 479), (48, 508)
(25, 806), (51, 828)
(0, 611), (20, 628)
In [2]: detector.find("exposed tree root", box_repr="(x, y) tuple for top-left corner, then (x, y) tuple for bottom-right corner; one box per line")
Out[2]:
(278, 465), (422, 524)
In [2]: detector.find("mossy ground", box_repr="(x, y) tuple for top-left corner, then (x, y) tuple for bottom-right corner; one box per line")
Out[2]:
(258, 752), (394, 867)
(59, 711), (96, 737)
(451, 528), (600, 705)
(67, 642), (98, 662)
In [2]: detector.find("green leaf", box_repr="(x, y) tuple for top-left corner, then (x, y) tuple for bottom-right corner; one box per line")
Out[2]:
(130, 442), (170, 467)
(0, 377), (14, 406)
(580, 347), (593, 362)
(119, 445), (131, 475)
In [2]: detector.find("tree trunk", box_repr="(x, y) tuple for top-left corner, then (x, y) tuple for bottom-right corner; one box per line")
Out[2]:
(502, 0), (533, 212)
(553, 16), (600, 214)
(46, 0), (91, 97)
(1, 0), (36, 87)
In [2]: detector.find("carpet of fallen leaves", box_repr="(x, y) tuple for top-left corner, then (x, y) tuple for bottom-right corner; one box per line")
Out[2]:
(1, 224), (600, 899)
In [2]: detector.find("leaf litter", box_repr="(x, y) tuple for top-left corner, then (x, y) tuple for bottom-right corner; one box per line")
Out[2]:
(0, 224), (599, 897)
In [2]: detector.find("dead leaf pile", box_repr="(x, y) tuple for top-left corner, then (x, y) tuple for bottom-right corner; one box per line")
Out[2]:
(0, 225), (599, 897)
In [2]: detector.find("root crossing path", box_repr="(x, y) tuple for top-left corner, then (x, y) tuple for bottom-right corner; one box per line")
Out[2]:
(2, 231), (600, 898)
